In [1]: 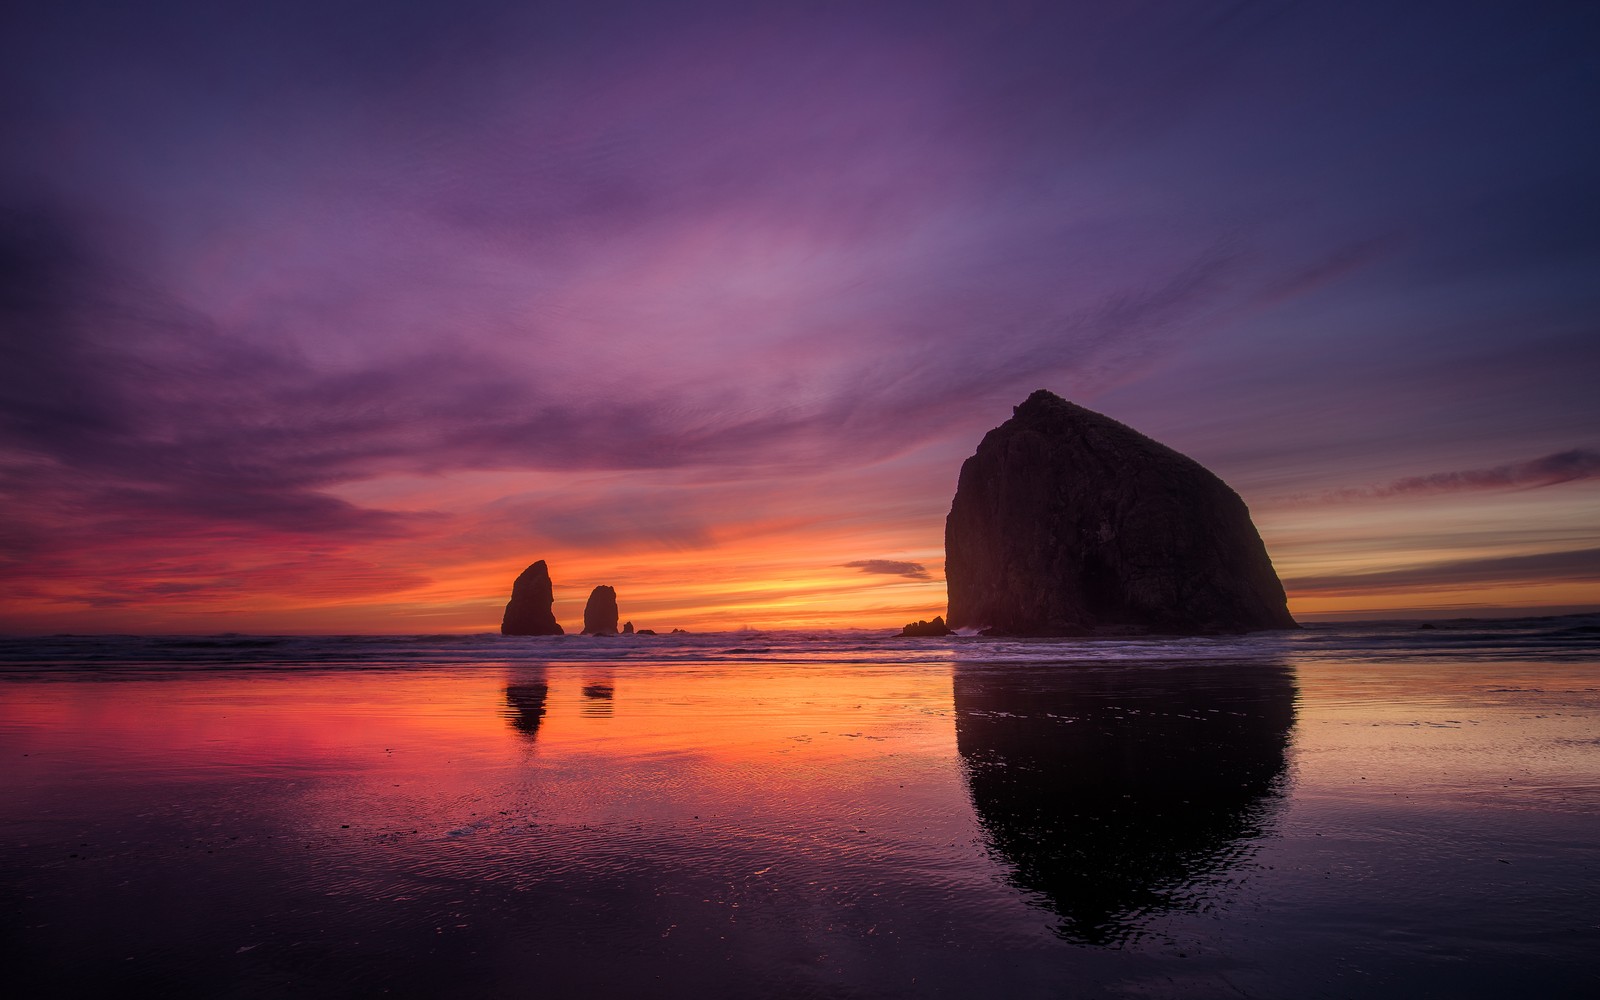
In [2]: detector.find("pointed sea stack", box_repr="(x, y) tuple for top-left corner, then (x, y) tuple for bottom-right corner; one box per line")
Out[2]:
(582, 586), (620, 635)
(944, 390), (1295, 636)
(501, 560), (564, 635)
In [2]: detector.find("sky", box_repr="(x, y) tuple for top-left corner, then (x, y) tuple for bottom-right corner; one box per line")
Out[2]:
(2, 0), (1598, 633)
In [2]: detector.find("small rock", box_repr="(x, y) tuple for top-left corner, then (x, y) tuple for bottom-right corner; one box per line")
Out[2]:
(900, 616), (953, 637)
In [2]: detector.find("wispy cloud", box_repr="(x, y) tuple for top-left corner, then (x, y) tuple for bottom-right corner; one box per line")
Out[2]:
(845, 560), (930, 581)
(0, 197), (1273, 558)
(1300, 450), (1600, 503)
(4, 2), (1598, 628)
(1286, 547), (1600, 596)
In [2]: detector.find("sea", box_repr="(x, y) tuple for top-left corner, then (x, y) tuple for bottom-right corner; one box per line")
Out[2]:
(3, 616), (1598, 998)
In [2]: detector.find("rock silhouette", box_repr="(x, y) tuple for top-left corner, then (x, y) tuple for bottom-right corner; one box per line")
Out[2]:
(900, 616), (952, 637)
(945, 390), (1295, 635)
(583, 585), (619, 635)
(622, 620), (634, 635)
(955, 658), (1295, 944)
(501, 560), (564, 635)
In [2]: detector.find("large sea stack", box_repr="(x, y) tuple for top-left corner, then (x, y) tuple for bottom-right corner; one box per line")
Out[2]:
(501, 560), (564, 635)
(582, 585), (620, 635)
(945, 390), (1295, 635)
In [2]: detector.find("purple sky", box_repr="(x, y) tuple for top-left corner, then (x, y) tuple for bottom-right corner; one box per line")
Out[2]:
(3, 1), (1598, 631)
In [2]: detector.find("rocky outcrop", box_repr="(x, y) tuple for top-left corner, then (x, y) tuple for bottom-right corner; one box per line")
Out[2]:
(582, 585), (619, 635)
(900, 616), (952, 637)
(945, 390), (1295, 635)
(621, 621), (634, 635)
(501, 560), (564, 635)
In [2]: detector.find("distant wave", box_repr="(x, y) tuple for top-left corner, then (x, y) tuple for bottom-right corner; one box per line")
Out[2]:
(1, 613), (1596, 673)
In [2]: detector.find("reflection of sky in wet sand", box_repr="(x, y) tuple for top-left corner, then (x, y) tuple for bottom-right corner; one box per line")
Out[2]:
(954, 659), (1295, 945)
(1, 652), (1597, 997)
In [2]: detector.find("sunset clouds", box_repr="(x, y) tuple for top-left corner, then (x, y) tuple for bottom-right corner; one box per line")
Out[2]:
(1312, 450), (1600, 502)
(3, 1), (1598, 630)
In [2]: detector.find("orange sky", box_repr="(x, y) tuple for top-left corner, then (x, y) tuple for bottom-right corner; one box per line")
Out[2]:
(5, 440), (1595, 633)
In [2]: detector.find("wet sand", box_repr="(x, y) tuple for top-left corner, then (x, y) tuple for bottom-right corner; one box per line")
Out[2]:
(2, 636), (1598, 997)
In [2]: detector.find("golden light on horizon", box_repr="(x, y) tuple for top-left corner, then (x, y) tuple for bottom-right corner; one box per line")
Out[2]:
(6, 462), (1594, 634)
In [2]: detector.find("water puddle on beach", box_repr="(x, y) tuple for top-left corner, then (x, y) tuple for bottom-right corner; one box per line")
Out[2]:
(2, 636), (1598, 996)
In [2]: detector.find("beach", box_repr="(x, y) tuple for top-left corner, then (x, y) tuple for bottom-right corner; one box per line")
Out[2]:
(3, 620), (1598, 997)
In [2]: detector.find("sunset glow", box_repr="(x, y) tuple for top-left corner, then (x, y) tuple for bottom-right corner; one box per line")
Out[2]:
(3, 1), (1597, 633)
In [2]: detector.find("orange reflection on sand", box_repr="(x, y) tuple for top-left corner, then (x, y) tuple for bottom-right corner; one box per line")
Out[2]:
(2, 671), (518, 775)
(502, 660), (957, 761)
(3, 661), (962, 806)
(1, 659), (982, 905)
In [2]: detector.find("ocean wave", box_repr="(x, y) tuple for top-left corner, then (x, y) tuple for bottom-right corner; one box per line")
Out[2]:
(1, 612), (1596, 673)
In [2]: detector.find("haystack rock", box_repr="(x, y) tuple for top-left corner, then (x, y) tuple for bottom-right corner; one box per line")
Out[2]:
(501, 560), (564, 636)
(583, 586), (619, 635)
(945, 390), (1295, 636)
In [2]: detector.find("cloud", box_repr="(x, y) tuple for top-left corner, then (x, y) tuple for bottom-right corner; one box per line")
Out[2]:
(0, 204), (125, 449)
(0, 197), (1262, 562)
(845, 559), (930, 581)
(1306, 449), (1600, 503)
(1285, 547), (1600, 596)
(6, 1), (1599, 630)
(0, 208), (426, 548)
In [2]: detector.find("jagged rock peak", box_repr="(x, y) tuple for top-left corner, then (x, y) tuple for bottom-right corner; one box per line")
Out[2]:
(583, 585), (620, 635)
(501, 560), (564, 636)
(944, 390), (1296, 636)
(900, 616), (952, 637)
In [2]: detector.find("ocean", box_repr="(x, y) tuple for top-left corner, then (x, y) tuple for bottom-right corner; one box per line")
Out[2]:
(3, 617), (1598, 997)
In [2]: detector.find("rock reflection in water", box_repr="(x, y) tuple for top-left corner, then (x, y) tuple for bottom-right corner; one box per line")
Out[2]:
(581, 669), (615, 718)
(504, 667), (550, 739)
(953, 658), (1296, 945)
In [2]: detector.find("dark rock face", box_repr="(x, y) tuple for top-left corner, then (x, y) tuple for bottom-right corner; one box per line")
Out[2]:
(945, 390), (1295, 635)
(501, 560), (564, 635)
(582, 585), (619, 635)
(621, 621), (634, 635)
(900, 616), (952, 637)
